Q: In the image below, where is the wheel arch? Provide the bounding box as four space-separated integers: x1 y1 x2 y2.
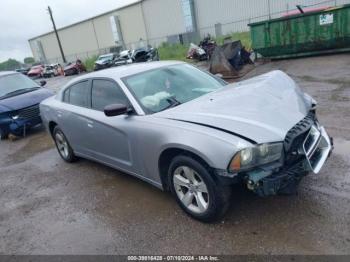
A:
158 147 213 191
48 121 58 137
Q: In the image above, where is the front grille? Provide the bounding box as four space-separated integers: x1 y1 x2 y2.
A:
17 104 40 120
284 111 316 164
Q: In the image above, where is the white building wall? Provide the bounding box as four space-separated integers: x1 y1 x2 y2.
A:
91 15 115 50
142 0 185 46
110 3 147 49
29 2 147 63
29 33 63 63
194 0 268 36
195 0 350 37
60 20 100 56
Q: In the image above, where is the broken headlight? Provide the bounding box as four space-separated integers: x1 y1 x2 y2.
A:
229 143 283 172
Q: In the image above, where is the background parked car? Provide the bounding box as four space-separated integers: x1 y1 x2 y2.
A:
94 53 116 71
27 65 44 79
64 60 86 76
0 72 54 139
15 68 30 75
53 63 64 76
114 50 133 66
132 46 159 63
43 65 59 78
52 63 64 76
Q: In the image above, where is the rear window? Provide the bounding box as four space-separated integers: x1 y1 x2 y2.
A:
64 81 89 107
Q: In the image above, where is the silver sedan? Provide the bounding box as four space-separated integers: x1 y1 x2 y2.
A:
40 61 332 222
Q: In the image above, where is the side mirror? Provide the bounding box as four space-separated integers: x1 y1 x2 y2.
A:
40 80 47 87
104 104 129 117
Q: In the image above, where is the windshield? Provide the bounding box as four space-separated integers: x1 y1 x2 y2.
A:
0 73 40 99
123 64 227 113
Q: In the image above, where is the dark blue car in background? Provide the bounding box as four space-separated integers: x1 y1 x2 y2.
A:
0 72 54 139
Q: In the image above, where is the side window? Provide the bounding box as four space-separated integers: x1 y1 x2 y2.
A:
91 79 129 111
68 81 89 107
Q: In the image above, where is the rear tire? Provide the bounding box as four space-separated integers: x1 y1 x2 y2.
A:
168 155 231 223
53 126 77 162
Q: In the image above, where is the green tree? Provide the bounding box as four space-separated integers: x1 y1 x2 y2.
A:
0 59 22 71
24 57 35 64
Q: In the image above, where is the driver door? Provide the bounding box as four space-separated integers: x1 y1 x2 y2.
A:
83 78 138 173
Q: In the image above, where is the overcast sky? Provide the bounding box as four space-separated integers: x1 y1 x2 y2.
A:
0 0 137 63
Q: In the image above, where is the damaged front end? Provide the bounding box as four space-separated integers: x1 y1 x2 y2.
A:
0 104 42 138
241 112 333 196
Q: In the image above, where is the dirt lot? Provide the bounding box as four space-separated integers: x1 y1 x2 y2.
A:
0 54 349 255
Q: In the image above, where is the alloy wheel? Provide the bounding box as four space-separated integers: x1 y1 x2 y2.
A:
55 132 69 159
173 166 209 214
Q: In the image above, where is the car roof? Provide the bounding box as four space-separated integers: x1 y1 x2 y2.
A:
72 61 185 83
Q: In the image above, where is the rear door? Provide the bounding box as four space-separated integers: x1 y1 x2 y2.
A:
59 80 92 156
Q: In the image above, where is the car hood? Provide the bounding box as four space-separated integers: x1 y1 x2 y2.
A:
0 88 54 113
155 70 311 144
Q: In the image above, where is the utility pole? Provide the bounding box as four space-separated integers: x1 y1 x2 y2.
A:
47 6 66 63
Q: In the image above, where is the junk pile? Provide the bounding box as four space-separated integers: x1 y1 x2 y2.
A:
114 46 159 67
209 40 253 79
187 43 208 61
187 35 254 79
199 35 217 59
187 35 217 61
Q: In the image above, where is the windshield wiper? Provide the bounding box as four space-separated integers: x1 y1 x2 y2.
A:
0 87 39 100
161 96 182 111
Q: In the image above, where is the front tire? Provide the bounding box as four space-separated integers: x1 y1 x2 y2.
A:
0 128 8 140
53 126 77 162
168 155 231 222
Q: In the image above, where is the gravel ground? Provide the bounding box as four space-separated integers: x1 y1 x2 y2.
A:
0 54 349 255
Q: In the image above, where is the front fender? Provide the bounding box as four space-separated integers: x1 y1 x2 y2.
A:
159 142 217 169
135 117 253 186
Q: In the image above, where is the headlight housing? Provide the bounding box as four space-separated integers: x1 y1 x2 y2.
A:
10 111 19 120
229 143 283 172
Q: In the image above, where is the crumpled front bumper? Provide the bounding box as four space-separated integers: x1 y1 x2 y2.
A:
0 116 42 137
246 125 333 196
